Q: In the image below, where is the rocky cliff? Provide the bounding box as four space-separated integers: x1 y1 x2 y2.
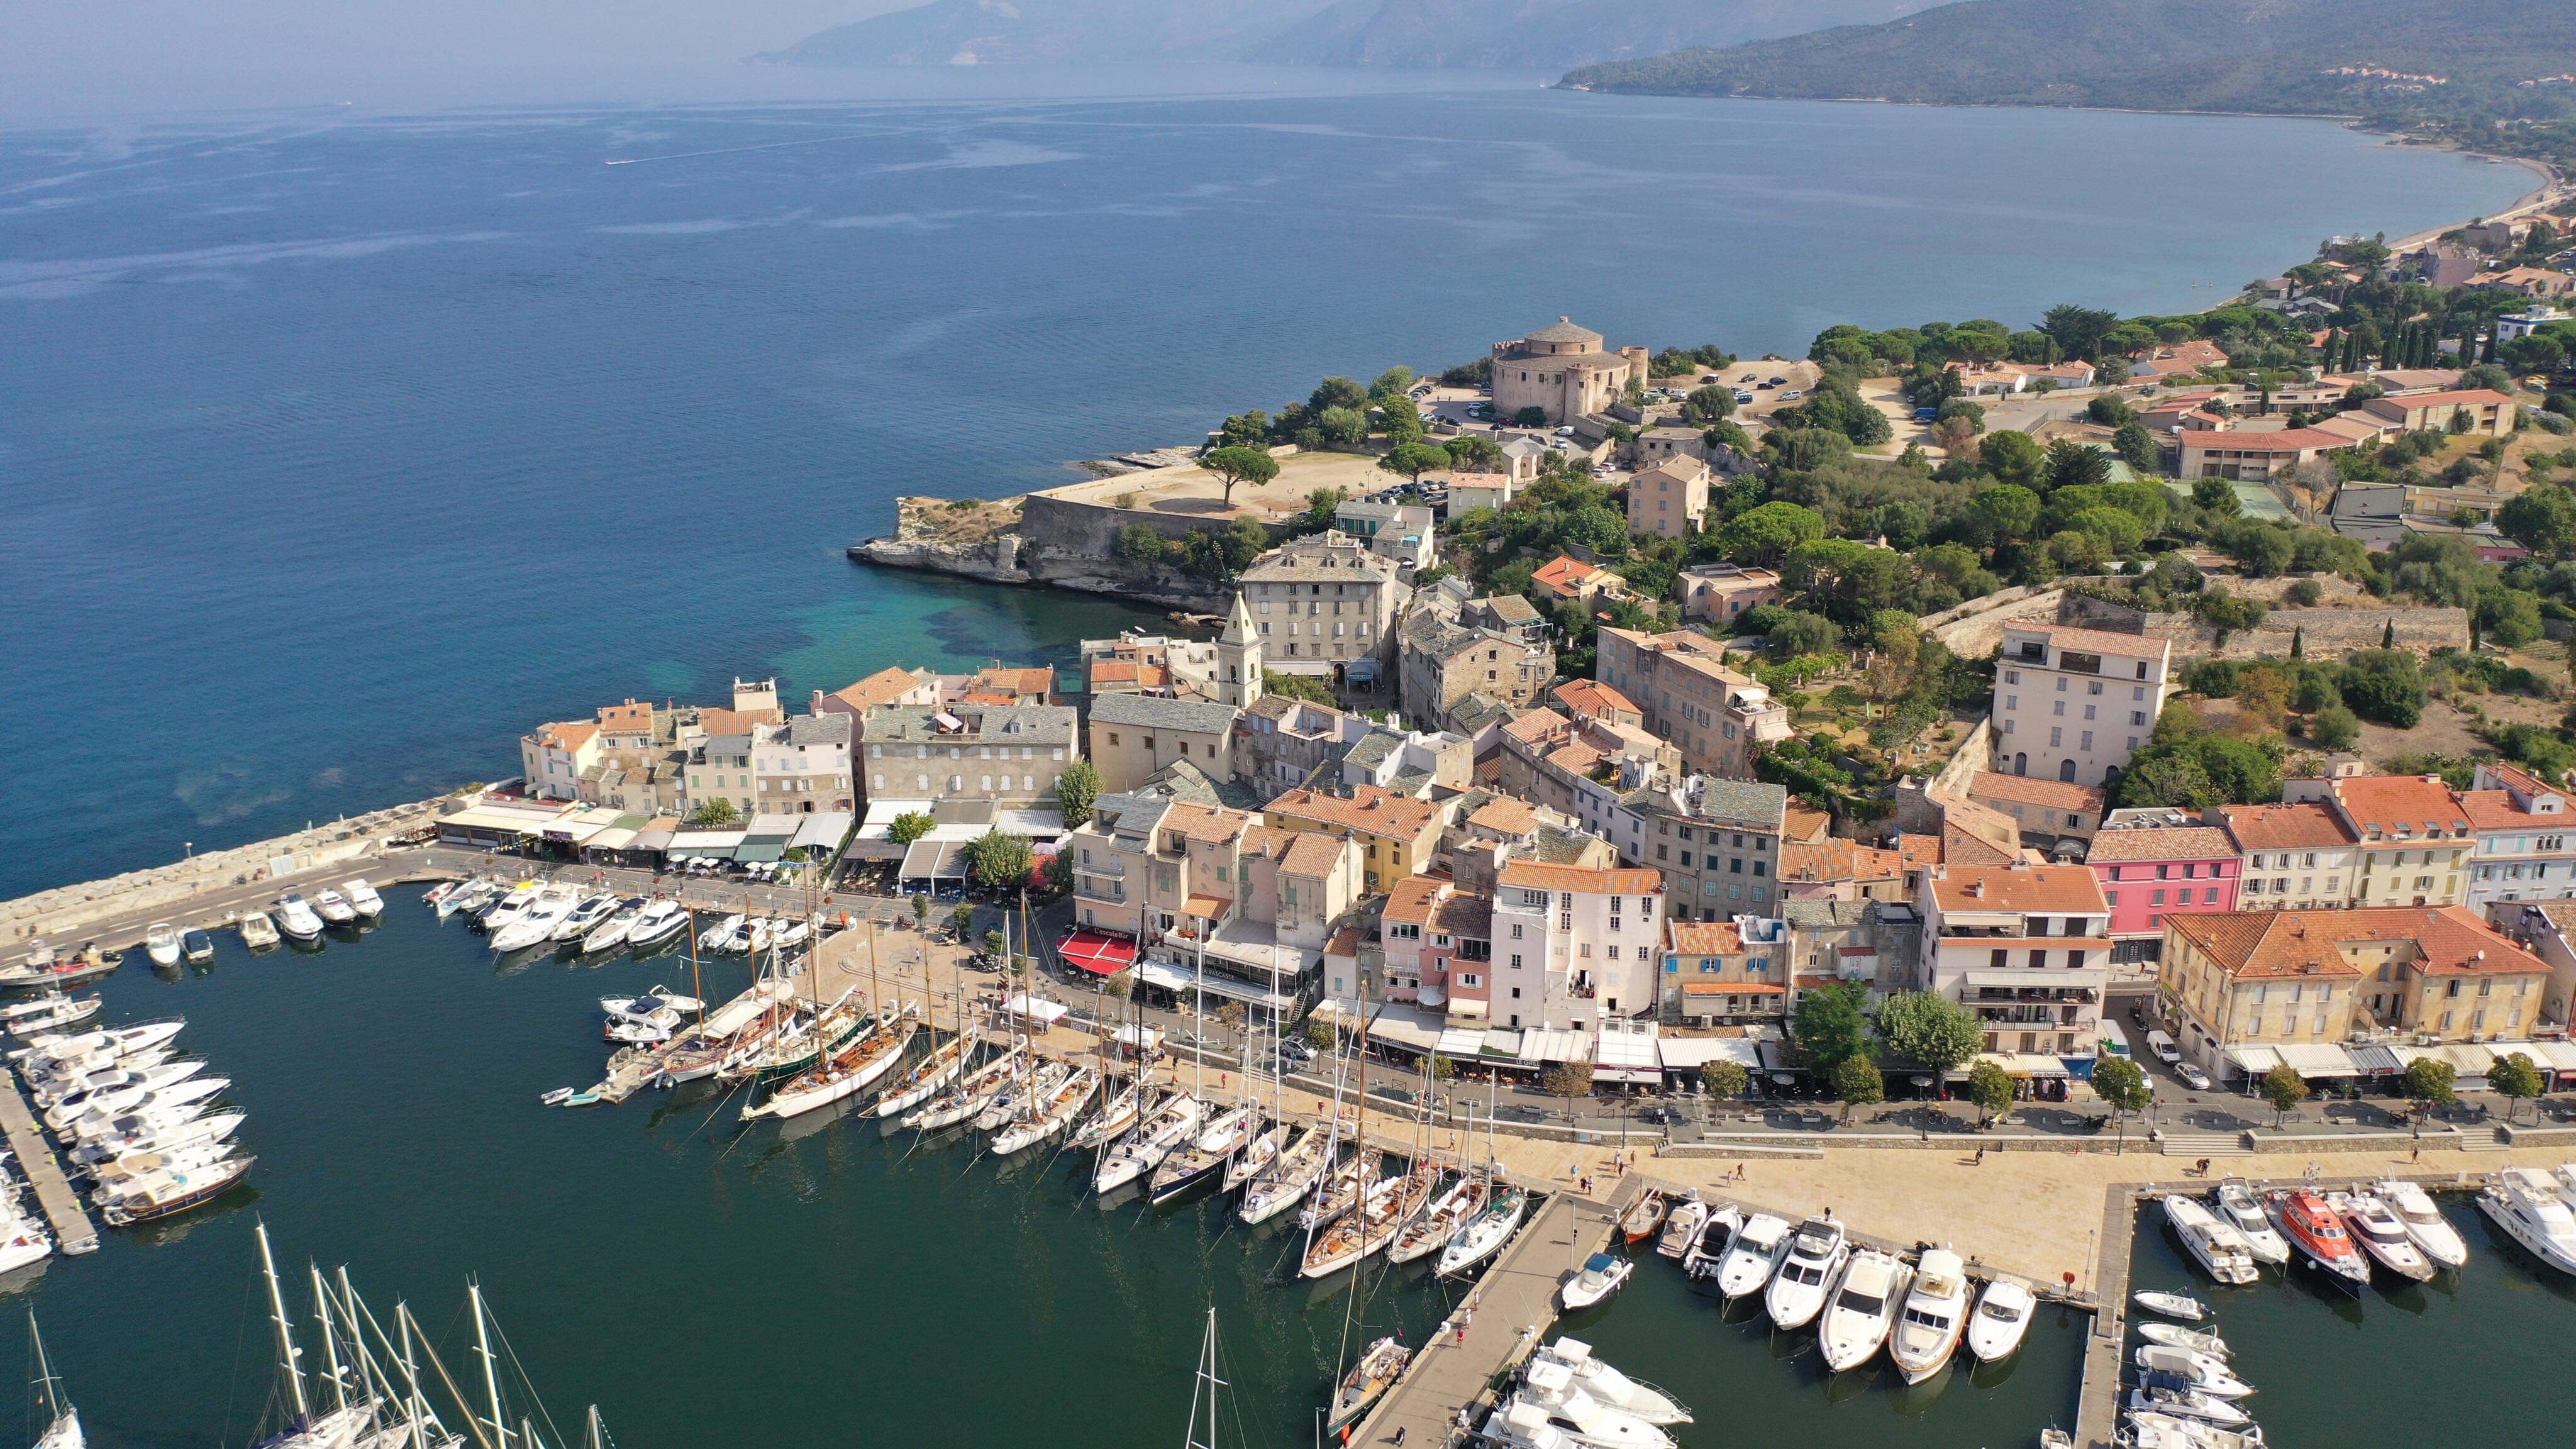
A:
849 494 1235 613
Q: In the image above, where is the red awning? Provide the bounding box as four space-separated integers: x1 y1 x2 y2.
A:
1058 930 1140 976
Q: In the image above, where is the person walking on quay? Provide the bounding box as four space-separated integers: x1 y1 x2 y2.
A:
1974 1145 1985 1166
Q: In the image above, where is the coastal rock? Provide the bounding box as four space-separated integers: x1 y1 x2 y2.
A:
850 494 1233 612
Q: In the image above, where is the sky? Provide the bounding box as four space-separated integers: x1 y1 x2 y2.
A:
0 2 918 118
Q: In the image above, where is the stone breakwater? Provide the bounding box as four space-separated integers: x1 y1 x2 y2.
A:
2 795 453 947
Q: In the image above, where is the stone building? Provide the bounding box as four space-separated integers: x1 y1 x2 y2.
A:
1086 693 1242 795
1489 318 1650 426
1238 532 1403 692
1396 608 1555 732
1594 626 1790 780
1626 455 1711 540
860 704 1078 808
1989 625 2170 788
1612 775 1789 922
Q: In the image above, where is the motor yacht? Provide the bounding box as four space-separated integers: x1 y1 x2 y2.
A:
143 924 184 969
1560 1253 1635 1312
1435 1185 1528 1278
2478 1167 2576 1275
1480 1401 1584 1449
19 1019 185 1070
0 1197 51 1276
236 911 280 949
2133 1345 2254 1399
1655 1192 1707 1260
1817 1249 1911 1374
1966 1277 2036 1363
2372 1179 2465 1270
88 1139 240 1195
310 889 357 926
1680 1202 1743 1280
35 1058 203 1112
1765 1215 1850 1331
2136 1323 2231 1359
604 985 702 1019
1887 1248 1971 1384
4 996 101 1040
474 881 540 935
2131 1289 2208 1321
580 899 649 955
2329 1191 2434 1283
2162 1195 2262 1285
697 913 747 954
2211 1178 2290 1267
272 894 326 942
550 892 619 944
491 887 577 952
2122 1411 2267 1449
625 899 689 950
1508 1365 1673 1449
1716 1213 1791 1299
2129 1373 2255 1430
95 1153 253 1226
2268 1190 2370 1289
180 930 214 964
341 879 384 916
70 1109 246 1166
50 1077 226 1136
1530 1340 1689 1425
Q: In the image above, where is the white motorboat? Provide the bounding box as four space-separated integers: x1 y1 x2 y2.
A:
550 892 620 944
1093 1092 1203 1194
771 919 812 952
606 1019 672 1046
52 1077 227 1136
2128 1382 2255 1431
2330 1190 2435 1283
435 879 494 918
625 899 689 949
35 1058 203 1111
1654 1192 1707 1260
580 899 648 955
181 930 214 964
1532 1339 1689 1424
2478 1167 2576 1275
491 887 577 952
1965 1278 2035 1363
342 879 385 917
1887 1248 1970 1384
2136 1323 2231 1358
3 996 99 1039
2162 1196 2262 1285
2133 1345 2255 1399
1511 1365 1674 1449
272 894 325 942
0 1197 53 1277
1818 1249 1910 1374
697 913 747 954
74 1100 221 1149
744 918 779 955
2123 1411 2267 1449
2211 1178 2290 1267
2131 1289 2209 1321
1241 1124 1335 1226
70 1109 247 1166
88 1138 240 1194
2376 1179 2468 1270
1560 1252 1635 1311
1680 1202 1741 1280
29 1046 177 1099
311 889 358 926
237 911 281 949
18 1019 186 1070
94 1153 253 1226
1480 1401 1584 1449
143 923 184 968
1715 1213 1790 1299
604 985 703 1019
1765 1215 1850 1331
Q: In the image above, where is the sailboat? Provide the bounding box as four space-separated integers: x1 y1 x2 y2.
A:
26 1312 79 1449
745 921 919 1122
1434 1075 1521 1276
1302 1079 1437 1279
248 1223 374 1449
877 938 977 1118
905 1043 1028 1131
1148 946 1246 1205
992 1063 1099 1155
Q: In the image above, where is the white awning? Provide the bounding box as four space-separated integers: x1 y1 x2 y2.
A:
1517 1029 1587 1065
668 829 748 852
2275 1043 2360 1077
1977 1052 2070 1078
1435 1028 1487 1058
2221 1045 2282 1077
790 812 855 851
2434 1043 2497 1075
1445 996 1489 1020
1658 1038 1762 1070
1000 995 1067 1026
1416 984 1448 1008
1114 1024 1162 1050
1133 961 1294 1012
584 828 640 852
2517 1040 2576 1073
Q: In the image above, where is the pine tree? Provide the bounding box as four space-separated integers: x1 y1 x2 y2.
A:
2291 626 2304 658
2383 619 2396 648
2481 330 2498 365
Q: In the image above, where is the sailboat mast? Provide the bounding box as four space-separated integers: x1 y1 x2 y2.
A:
586 1406 606 1449
258 1221 311 1423
311 1265 348 1414
399 1303 431 1449
334 1265 381 1415
684 904 704 1029
470 1282 509 1449
26 1310 66 1424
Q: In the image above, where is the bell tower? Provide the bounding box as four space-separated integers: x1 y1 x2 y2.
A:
1217 589 1263 709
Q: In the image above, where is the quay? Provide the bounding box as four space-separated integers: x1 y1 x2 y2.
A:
0 1078 97 1256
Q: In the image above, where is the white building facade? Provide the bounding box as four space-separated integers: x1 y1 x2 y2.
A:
1990 625 2172 789
1918 862 2113 1060
1487 862 1667 1033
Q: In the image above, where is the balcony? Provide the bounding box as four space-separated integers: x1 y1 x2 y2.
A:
1076 884 1128 904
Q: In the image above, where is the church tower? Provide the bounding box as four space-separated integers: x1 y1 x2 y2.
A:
1216 589 1263 709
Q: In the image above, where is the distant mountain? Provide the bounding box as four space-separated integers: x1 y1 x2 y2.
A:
760 0 1941 70
1560 0 2576 120
1246 0 1935 70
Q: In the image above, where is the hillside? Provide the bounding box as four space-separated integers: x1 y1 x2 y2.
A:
1560 0 2576 122
762 0 1936 70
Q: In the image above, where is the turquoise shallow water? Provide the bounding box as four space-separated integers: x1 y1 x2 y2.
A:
0 86 2533 902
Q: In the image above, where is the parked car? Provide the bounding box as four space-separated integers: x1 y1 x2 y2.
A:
1779 389 1804 401
1913 406 1939 423
1737 391 1757 405
1757 379 1777 389
2175 1062 2212 1092
1766 375 1789 386
2146 1030 2182 1064
1553 425 1575 437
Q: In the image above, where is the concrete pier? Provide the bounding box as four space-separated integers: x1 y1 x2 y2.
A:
0 1079 97 1256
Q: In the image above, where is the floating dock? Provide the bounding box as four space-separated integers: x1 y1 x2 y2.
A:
0 1078 97 1255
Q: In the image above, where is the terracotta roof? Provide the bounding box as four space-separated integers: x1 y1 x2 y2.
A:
2457 789 2562 831
1533 555 1606 592
1928 864 2107 916
1090 660 1141 684
1279 832 1352 877
1265 785 1441 839
2333 775 2472 837
828 667 928 711
1968 772 2105 813
1501 708 1572 745
1666 920 1744 955
1467 797 1541 836
2084 826 2238 864
1778 838 1904 885
530 721 598 751
2170 906 2544 982
2369 388 2515 411
1431 892 1491 936
2217 802 2357 852
1158 802 1257 845
2002 624 2170 660
1781 806 1832 844
1551 679 1640 720
2179 428 2358 453
1523 317 1604 345
2487 762 2553 797
1499 860 1664 896
1897 835 1943 870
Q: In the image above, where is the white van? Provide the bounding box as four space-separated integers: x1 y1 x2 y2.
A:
2145 1030 2181 1065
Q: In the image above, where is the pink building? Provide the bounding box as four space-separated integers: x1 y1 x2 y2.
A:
1380 876 1495 1018
2085 825 2243 965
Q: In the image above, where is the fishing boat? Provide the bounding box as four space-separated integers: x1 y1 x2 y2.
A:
1324 1336 1409 1435
1765 1215 1850 1331
2131 1289 2208 1321
181 930 215 965
4 996 100 1039
238 911 282 948
2268 1190 2370 1289
1560 1253 1635 1311
2162 1196 2262 1285
96 1153 253 1225
1389 1171 1487 1266
1094 1091 1204 1194
1680 1202 1741 1280
1965 1278 2035 1363
274 894 327 941
1 943 121 992
1531 1340 1688 1424
2477 1167 2576 1275
2136 1322 2231 1358
993 1065 1099 1155
26 1312 80 1449
2329 1189 2434 1283
579 899 648 955
1618 1189 1668 1245
1654 1192 1707 1260
2211 1178 2291 1267
2132 1345 2255 1399
1240 1123 1334 1226
551 892 619 944
311 890 358 926
1818 1248 1911 1374
342 879 385 918
143 923 184 968
2375 1178 2468 1270
1887 1248 1971 1384
746 1005 921 1123
624 899 688 950
1714 1212 1790 1298
1437 1185 1530 1279
69 1109 246 1167
905 1045 1028 1131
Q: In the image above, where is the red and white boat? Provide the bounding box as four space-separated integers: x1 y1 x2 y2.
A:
2269 1189 2370 1289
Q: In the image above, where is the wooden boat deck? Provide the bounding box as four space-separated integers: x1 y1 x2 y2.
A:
0 1077 97 1255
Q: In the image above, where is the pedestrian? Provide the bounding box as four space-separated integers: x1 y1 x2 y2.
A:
1393 1428 1407 1447
2411 1145 2421 1164
1974 1145 1985 1165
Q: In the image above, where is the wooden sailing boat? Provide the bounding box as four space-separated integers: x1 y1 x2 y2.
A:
877 923 977 1118
1149 941 1248 1204
1302 1057 1436 1279
1221 1012 1287 1194
1436 1074 1525 1279
1387 1090 1486 1267
745 919 919 1121
26 1311 79 1449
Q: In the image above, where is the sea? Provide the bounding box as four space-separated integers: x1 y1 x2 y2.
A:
0 70 2547 1447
